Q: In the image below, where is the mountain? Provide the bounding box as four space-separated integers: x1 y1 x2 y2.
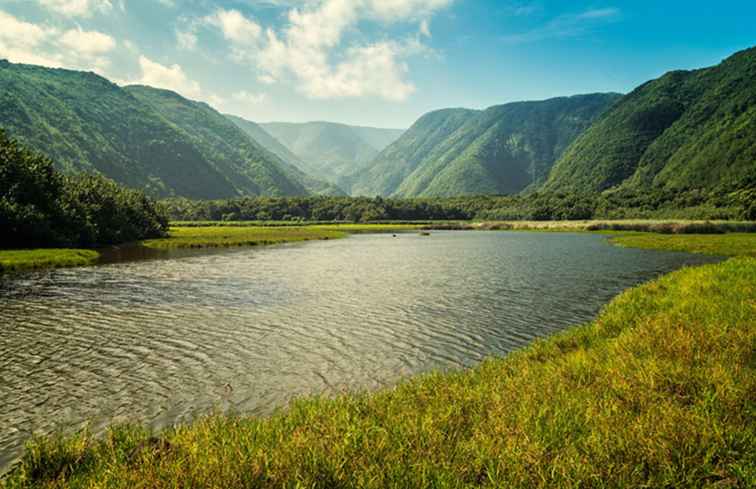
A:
0 60 308 199
344 109 480 196
259 121 404 184
225 114 345 195
348 94 621 197
543 47 756 193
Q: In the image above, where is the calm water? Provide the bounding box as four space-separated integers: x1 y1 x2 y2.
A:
0 231 717 471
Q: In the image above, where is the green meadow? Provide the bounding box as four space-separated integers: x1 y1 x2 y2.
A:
2 232 754 488
0 249 99 273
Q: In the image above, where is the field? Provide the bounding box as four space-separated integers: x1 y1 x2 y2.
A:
0 249 99 273
2 233 754 488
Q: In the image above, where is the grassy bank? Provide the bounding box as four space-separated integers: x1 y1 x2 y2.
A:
3 235 754 488
611 233 756 257
140 224 423 250
0 249 99 273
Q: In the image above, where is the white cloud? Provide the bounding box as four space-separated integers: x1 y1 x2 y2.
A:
38 0 113 18
205 9 261 45
132 55 202 98
209 0 452 101
0 10 115 70
60 28 116 56
419 19 431 38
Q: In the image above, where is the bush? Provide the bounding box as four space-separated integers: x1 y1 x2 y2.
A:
0 130 168 249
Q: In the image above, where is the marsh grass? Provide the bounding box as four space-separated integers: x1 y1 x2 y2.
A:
141 224 426 249
0 249 99 272
469 219 756 233
611 233 756 256
3 237 754 488
141 226 348 249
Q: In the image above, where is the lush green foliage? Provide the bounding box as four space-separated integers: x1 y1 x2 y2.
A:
0 61 307 199
0 249 99 272
225 115 345 196
346 94 621 197
545 47 756 193
4 246 753 488
260 121 403 185
161 183 754 223
0 130 167 248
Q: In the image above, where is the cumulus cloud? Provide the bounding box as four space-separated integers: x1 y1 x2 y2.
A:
0 10 116 70
132 55 202 98
60 28 116 56
38 0 113 18
205 0 452 101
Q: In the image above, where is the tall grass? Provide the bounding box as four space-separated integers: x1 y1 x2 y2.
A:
0 249 99 272
4 250 754 488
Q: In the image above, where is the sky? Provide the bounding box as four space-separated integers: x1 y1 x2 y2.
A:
0 1 754 128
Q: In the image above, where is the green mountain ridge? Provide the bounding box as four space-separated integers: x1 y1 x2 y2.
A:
260 121 404 185
349 94 621 197
543 47 756 193
0 60 309 199
225 114 345 196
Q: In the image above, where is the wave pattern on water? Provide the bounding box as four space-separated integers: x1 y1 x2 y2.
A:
0 231 717 471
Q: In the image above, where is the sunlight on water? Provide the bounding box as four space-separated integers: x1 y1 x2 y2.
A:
0 231 718 471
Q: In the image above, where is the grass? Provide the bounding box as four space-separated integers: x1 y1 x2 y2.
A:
141 224 424 249
0 249 99 272
610 233 756 257
2 234 754 488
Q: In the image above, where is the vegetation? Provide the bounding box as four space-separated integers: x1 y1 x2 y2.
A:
346 94 621 197
260 121 403 185
226 115 346 196
0 61 308 199
3 235 753 488
125 86 341 198
0 249 99 272
142 223 425 249
0 130 167 249
142 226 348 249
610 233 756 256
544 46 756 194
161 185 755 223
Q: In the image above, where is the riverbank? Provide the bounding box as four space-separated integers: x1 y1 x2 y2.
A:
2 235 754 488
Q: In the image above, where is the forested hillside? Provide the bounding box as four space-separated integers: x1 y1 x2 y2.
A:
349 94 620 197
226 114 345 196
260 121 404 184
0 61 309 199
544 47 756 193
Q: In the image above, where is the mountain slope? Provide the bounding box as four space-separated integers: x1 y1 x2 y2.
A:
345 108 480 196
0 60 308 199
349 94 620 197
226 114 345 196
260 121 403 183
543 47 756 193
125 86 309 198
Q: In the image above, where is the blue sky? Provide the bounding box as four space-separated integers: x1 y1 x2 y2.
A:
0 0 754 128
